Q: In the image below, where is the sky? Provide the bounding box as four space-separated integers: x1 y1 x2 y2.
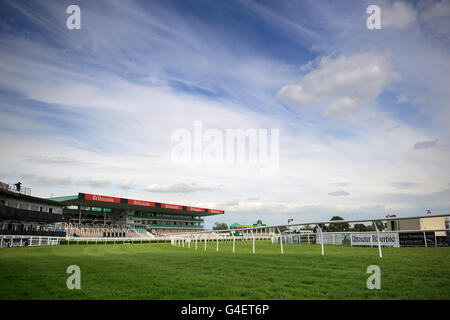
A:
0 0 449 229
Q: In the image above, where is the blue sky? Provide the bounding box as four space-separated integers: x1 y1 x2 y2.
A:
0 0 449 228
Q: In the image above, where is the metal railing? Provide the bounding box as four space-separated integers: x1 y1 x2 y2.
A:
169 213 450 258
0 235 63 248
4 183 32 195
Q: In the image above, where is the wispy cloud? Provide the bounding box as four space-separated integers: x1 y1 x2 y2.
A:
145 183 217 193
414 140 438 149
328 190 350 197
391 182 420 190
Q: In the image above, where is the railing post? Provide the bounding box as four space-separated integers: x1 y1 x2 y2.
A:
423 231 427 248
277 227 283 254
434 231 437 247
373 221 382 258
251 230 255 254
316 224 324 256
233 236 235 253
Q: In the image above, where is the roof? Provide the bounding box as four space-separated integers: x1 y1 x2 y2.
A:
230 220 268 229
49 192 224 217
230 222 255 229
0 187 64 206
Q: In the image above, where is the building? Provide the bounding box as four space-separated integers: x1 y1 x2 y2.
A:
229 220 268 236
50 192 224 235
386 216 447 236
0 182 65 237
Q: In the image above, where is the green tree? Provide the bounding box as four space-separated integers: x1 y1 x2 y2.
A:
366 221 385 231
213 222 229 230
353 223 367 232
327 216 349 232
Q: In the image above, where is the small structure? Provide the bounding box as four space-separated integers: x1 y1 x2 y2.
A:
386 216 447 236
0 181 65 243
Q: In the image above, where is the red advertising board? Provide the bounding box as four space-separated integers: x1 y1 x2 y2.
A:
128 199 155 207
208 209 224 214
84 193 121 203
161 203 183 210
187 206 205 213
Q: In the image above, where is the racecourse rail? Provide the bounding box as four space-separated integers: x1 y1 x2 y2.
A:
1 213 449 259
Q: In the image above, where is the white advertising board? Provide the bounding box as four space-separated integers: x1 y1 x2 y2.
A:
351 232 399 247
315 232 400 247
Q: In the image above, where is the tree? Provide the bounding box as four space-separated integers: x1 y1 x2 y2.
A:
353 223 367 232
302 224 314 230
213 222 228 230
366 221 385 231
327 216 349 232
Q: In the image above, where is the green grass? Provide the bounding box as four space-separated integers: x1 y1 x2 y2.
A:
0 241 449 299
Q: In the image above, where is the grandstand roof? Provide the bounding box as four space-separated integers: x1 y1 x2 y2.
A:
49 192 224 217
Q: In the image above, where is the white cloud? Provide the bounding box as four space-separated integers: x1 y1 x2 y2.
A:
414 139 438 149
277 52 400 116
396 94 408 104
328 190 350 197
421 1 450 35
118 180 134 190
145 183 216 193
381 1 418 30
81 178 111 188
390 182 420 190
31 175 73 187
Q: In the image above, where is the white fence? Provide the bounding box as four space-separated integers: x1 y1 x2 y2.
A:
0 235 63 248
277 229 449 248
0 235 170 248
64 236 169 245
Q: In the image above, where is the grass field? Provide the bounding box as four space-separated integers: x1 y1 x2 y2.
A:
0 241 449 300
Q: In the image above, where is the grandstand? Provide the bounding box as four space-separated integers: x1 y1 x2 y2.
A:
62 222 154 238
0 182 225 247
50 192 224 236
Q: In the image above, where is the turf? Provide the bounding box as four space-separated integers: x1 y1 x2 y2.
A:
0 241 449 299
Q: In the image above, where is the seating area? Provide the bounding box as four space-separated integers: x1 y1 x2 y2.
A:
63 223 156 238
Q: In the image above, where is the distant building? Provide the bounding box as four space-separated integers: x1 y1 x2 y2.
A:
229 220 267 229
386 216 447 236
229 220 269 236
0 181 64 237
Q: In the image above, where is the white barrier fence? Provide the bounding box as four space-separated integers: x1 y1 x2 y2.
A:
278 229 449 248
0 235 170 248
170 224 450 258
64 236 169 245
0 235 63 248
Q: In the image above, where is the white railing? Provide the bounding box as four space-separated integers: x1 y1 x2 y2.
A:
168 213 450 258
0 235 63 248
64 236 169 244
